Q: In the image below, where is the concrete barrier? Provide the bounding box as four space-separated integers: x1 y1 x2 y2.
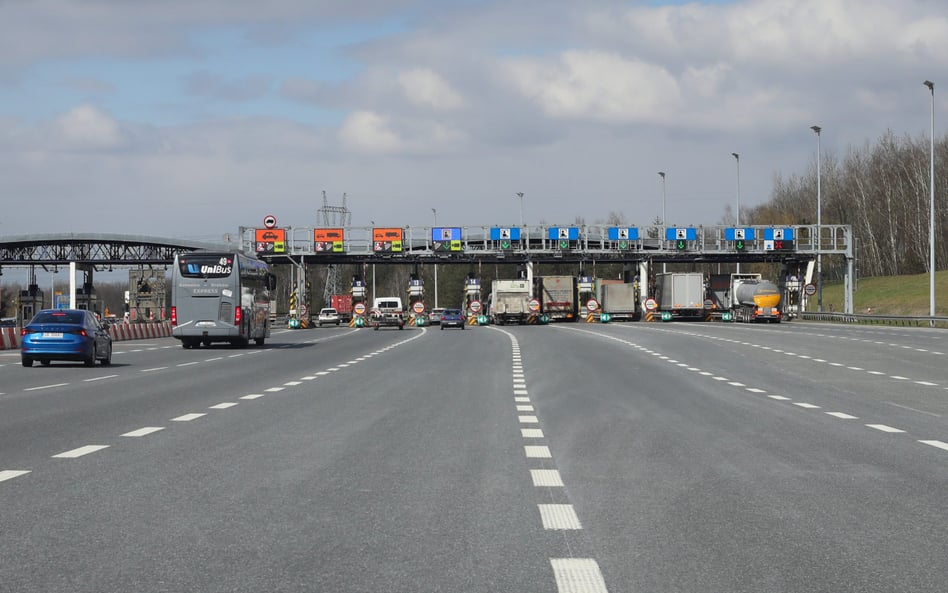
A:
0 321 172 350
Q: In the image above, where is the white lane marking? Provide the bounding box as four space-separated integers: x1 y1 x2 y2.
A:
141 367 167 373
915 381 938 386
919 440 948 452
866 424 905 433
521 428 544 438
713 377 728 381
177 362 200 367
240 393 265 400
550 558 608 593
283 381 302 386
793 402 821 409
265 387 285 392
531 469 564 487
515 397 531 403
205 357 223 362
884 401 942 417
826 412 859 419
539 504 582 530
209 402 238 409
746 388 766 393
867 371 885 375
0 470 31 483
338 364 350 368
699 371 713 376
728 382 746 387
890 376 910 380
84 375 119 382
301 376 317 380
513 372 525 378
519 415 539 424
514 389 529 395
768 395 791 401
228 353 245 358
517 405 535 412
513 378 526 384
316 371 330 376
525 445 552 458
52 445 110 458
327 367 340 371
121 426 165 437
171 413 206 422
24 383 69 392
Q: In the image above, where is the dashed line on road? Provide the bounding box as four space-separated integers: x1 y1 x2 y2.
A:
121 427 165 437
0 470 31 483
550 559 608 593
24 383 69 392
171 413 206 422
538 504 582 530
52 445 110 458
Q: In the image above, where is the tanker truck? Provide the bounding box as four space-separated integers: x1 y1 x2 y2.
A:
729 274 782 323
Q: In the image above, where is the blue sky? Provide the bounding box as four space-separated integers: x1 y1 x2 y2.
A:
0 0 945 243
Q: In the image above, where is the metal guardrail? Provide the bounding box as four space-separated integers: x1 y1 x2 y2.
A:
800 312 948 328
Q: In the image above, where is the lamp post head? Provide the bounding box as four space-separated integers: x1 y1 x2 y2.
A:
732 152 739 160
516 192 524 198
658 171 665 179
924 80 934 91
810 125 821 135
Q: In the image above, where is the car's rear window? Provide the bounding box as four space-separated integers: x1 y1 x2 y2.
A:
31 311 84 324
321 309 337 314
444 309 462 315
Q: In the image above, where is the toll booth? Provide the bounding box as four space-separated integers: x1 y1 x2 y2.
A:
74 280 98 313
129 268 167 322
463 274 482 316
19 284 44 323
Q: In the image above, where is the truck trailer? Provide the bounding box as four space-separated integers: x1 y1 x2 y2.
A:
598 280 640 321
729 274 782 323
535 275 577 322
653 272 706 321
489 279 530 325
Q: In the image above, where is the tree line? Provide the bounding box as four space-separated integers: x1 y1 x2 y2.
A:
744 130 948 279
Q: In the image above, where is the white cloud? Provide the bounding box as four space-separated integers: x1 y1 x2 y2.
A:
397 68 465 111
338 111 404 154
503 50 680 124
56 105 125 150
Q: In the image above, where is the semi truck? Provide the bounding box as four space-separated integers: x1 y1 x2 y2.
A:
653 272 706 321
535 275 577 322
329 294 354 322
488 279 530 325
728 274 782 323
598 280 640 321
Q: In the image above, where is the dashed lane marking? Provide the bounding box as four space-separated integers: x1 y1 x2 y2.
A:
826 412 859 419
0 470 31 483
121 427 164 437
209 402 238 409
538 504 582 530
519 415 539 424
517 404 535 412
171 413 206 422
521 428 544 438
866 424 905 433
550 558 608 593
52 445 110 458
919 440 948 452
24 383 69 392
531 469 564 487
525 445 552 458
141 367 167 372
240 394 265 400
84 375 119 382
265 387 285 392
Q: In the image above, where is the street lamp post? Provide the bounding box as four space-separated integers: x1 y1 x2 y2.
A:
515 192 524 228
431 208 438 308
811 125 823 312
732 153 741 273
925 80 936 320
658 172 667 273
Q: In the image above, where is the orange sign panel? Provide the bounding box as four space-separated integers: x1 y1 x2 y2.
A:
314 228 345 242
255 228 286 243
372 228 403 241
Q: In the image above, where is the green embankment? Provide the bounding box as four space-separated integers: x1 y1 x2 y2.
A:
819 270 948 317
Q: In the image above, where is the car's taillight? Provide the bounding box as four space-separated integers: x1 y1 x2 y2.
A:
20 328 27 337
235 306 242 326
171 306 177 326
80 329 87 337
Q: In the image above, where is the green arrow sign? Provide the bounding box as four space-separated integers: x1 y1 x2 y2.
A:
559 239 569 249
618 240 629 250
501 239 511 249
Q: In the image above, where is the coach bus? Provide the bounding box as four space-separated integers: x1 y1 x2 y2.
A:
171 251 276 348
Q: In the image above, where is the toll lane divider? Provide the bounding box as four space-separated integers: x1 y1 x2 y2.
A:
0 321 172 350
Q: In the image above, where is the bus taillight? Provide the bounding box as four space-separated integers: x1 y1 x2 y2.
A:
171 306 177 326
234 306 242 326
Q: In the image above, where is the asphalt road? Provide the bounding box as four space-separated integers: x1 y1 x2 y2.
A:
1 321 946 592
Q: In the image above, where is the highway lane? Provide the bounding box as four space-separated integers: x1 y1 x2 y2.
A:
517 321 948 592
1 321 946 592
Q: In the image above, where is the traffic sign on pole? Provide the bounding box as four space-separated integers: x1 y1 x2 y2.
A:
645 298 658 311
413 301 425 314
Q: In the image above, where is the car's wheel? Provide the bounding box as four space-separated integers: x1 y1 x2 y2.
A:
460 323 465 330
441 325 444 330
41 359 52 366
21 357 33 367
100 343 112 365
84 345 96 367
374 324 380 331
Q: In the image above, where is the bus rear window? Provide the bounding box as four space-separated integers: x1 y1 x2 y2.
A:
178 255 235 279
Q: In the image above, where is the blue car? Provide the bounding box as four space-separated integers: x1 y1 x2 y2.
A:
440 308 466 330
21 309 113 367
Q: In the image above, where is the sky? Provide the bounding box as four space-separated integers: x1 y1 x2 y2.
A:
0 0 946 245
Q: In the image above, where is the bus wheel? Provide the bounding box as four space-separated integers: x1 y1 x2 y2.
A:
255 337 265 346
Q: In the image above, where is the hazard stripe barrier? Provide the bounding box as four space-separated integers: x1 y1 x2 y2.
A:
468 316 477 326
407 316 416 326
0 321 173 350
586 314 596 323
645 311 658 322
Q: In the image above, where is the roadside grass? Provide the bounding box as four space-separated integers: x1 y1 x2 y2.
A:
818 269 948 317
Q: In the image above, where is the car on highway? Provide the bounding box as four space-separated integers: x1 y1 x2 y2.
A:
317 307 341 327
439 308 465 330
20 309 113 367
428 307 445 325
